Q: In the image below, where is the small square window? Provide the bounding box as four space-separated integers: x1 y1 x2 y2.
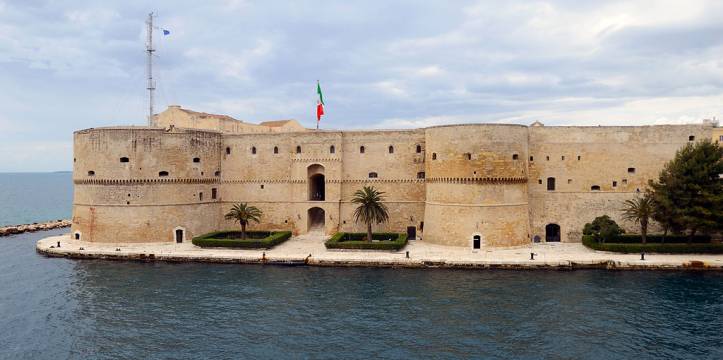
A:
529 156 534 162
628 167 636 174
512 154 519 160
689 135 695 141
561 156 565 160
577 155 581 161
538 179 542 185
260 184 265 189
567 179 572 184
612 181 617 187
546 156 550 161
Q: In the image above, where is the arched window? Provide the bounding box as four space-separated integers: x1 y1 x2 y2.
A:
251 146 256 154
360 146 365 153
120 157 129 163
591 185 600 191
193 157 200 163
547 177 556 191
432 153 437 160
417 171 425 179
416 145 422 153
368 172 378 178
159 171 169 177
296 146 301 154
330 145 335 154
273 146 278 154
388 145 394 154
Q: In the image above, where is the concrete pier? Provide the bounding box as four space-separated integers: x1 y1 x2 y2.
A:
36 233 723 270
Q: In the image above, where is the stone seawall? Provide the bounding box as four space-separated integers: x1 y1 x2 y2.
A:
0 220 71 237
36 234 723 271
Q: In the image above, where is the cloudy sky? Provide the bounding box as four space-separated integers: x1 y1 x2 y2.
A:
1 0 723 171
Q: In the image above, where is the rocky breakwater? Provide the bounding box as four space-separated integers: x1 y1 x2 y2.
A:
0 219 71 237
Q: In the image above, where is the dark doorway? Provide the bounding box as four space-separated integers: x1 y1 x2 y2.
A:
545 224 560 242
309 174 325 200
175 229 184 243
473 235 481 249
307 164 325 201
547 177 556 191
407 226 416 240
308 207 325 232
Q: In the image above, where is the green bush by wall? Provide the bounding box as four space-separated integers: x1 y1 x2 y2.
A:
325 232 408 251
192 230 292 249
582 235 723 254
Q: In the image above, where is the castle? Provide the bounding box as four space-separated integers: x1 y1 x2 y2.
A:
70 105 720 248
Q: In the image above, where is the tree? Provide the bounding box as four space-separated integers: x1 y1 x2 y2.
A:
649 140 723 242
351 186 390 242
224 203 263 239
582 215 624 243
620 194 654 244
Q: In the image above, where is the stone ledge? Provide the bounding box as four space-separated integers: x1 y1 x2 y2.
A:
36 234 723 271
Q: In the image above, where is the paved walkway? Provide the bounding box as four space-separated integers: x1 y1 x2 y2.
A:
36 234 723 270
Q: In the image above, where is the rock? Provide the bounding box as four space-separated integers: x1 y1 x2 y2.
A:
0 219 71 237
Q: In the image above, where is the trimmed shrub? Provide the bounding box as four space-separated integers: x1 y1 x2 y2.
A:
192 230 292 249
613 234 711 244
325 232 408 251
582 215 624 242
582 235 723 254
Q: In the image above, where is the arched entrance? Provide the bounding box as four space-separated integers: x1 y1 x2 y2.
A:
308 207 325 232
173 227 186 243
308 164 325 201
545 224 560 242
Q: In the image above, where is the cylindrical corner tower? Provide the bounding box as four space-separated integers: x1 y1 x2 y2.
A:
422 124 530 247
70 127 223 243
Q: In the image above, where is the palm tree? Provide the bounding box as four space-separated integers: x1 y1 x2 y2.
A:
224 203 263 239
621 194 654 244
351 186 390 242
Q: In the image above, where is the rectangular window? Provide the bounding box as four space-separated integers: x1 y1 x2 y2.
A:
211 188 217 199
546 177 555 191
199 192 203 201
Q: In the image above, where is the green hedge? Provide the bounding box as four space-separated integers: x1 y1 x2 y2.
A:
582 235 723 254
612 234 711 243
192 230 292 249
325 232 408 251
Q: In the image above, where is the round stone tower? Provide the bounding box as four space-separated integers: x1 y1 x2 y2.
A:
422 124 530 247
70 127 223 243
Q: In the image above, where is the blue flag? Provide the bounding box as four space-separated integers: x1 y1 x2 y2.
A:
162 29 170 36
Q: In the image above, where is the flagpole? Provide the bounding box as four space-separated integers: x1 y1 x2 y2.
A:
146 12 155 126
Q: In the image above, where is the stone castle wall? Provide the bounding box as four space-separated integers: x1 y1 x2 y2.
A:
71 120 717 247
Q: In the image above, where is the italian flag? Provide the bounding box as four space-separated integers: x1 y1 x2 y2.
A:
316 81 324 126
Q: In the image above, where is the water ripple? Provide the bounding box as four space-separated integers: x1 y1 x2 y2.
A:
1 231 722 359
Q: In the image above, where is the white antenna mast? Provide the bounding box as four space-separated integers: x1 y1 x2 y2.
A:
146 12 155 126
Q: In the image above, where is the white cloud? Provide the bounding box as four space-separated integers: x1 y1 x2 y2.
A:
0 0 722 171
